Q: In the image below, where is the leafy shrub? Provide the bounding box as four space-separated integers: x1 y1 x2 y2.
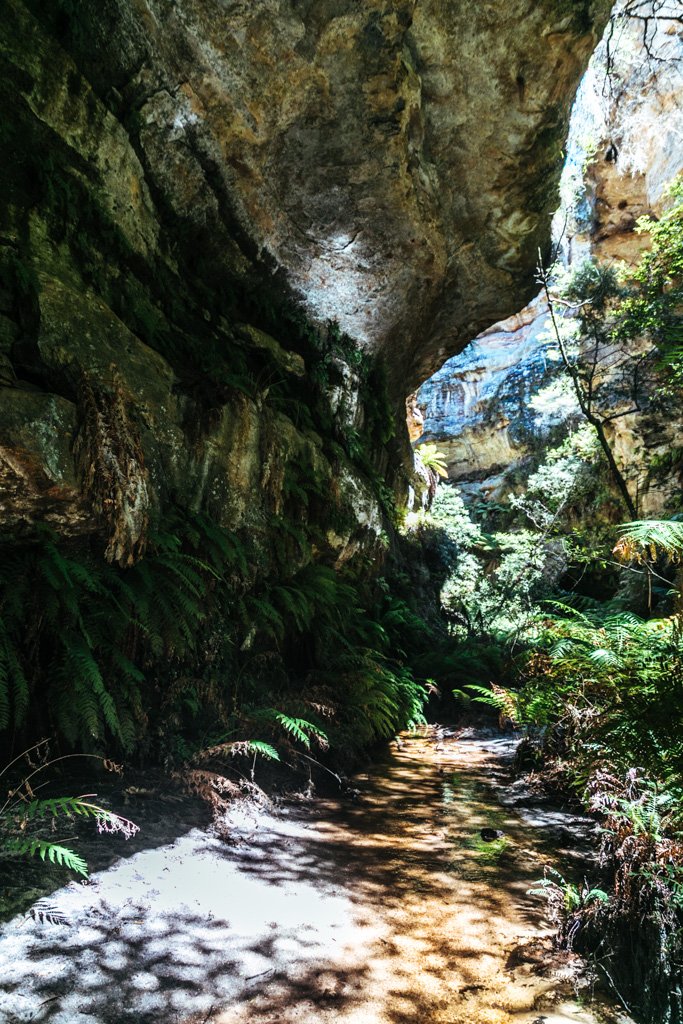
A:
0 513 245 751
414 483 566 644
487 517 683 1022
618 176 683 364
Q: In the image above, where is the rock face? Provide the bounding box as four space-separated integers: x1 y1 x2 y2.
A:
0 0 611 551
418 5 683 514
417 294 580 500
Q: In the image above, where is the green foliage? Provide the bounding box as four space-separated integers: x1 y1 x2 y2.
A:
2 793 134 878
574 770 683 1023
262 710 328 751
242 740 280 761
2 838 89 877
415 443 449 478
562 260 623 312
555 177 682 406
510 424 604 530
618 176 683 362
0 512 249 750
414 483 564 644
489 600 683 784
363 359 396 446
417 181 683 1022
529 866 609 914
528 866 609 950
615 518 683 565
0 745 139 880
309 320 371 393
1 497 433 766
610 780 677 843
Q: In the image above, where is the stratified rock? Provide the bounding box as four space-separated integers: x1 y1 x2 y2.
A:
17 0 610 384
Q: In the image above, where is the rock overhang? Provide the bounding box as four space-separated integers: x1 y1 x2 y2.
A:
18 0 612 399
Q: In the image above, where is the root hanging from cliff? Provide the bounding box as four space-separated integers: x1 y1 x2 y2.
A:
74 370 150 566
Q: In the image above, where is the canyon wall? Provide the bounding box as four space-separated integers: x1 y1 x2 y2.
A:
417 3 683 515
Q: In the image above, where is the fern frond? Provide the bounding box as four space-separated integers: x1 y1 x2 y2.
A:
615 519 683 563
2 837 88 876
465 684 510 710
415 442 449 478
245 740 280 760
588 649 624 669
243 597 285 642
62 634 120 740
23 795 105 822
266 710 328 750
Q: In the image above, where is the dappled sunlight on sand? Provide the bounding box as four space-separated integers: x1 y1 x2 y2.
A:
0 732 629 1024
210 733 627 1024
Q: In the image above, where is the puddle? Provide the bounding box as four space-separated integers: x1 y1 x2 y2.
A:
0 729 631 1024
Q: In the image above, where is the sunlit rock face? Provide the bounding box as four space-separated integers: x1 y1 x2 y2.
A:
551 1 683 517
417 295 580 500
418 3 683 512
561 0 683 267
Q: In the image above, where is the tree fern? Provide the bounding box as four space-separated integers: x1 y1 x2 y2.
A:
415 443 449 478
615 519 683 564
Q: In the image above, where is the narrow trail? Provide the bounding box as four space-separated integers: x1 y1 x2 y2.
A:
0 731 630 1024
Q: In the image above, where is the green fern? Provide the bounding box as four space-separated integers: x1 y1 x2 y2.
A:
0 510 253 750
506 599 683 781
615 518 683 563
2 837 89 876
0 502 433 764
243 740 280 761
22 795 110 822
1 766 139 881
415 442 449 478
269 711 328 750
